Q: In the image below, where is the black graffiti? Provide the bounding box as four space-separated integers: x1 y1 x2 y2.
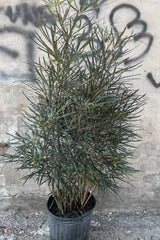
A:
79 0 106 18
0 46 19 58
78 15 92 40
5 3 55 27
0 3 56 80
0 27 35 79
77 14 102 52
109 4 154 65
147 73 160 88
0 2 158 88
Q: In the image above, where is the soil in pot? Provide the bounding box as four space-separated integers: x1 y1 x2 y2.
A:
48 194 96 218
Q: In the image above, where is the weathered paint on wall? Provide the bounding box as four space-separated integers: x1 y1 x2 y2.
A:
0 0 160 212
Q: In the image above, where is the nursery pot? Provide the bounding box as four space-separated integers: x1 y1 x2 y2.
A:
47 195 96 240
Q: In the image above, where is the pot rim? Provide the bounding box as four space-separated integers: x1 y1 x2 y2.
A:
47 194 96 221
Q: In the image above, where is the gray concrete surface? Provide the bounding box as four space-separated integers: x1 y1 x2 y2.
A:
0 208 160 240
0 194 160 240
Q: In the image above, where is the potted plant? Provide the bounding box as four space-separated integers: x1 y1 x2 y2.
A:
2 0 144 239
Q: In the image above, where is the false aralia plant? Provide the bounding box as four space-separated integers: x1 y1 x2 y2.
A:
3 0 144 217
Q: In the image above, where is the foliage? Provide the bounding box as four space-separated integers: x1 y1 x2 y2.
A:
3 0 144 217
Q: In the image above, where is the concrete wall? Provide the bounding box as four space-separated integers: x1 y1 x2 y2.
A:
0 0 160 212
0 0 52 211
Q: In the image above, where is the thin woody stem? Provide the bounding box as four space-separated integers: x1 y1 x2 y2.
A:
82 184 90 205
82 186 96 208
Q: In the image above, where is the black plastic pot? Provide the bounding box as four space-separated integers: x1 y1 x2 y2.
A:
47 195 96 240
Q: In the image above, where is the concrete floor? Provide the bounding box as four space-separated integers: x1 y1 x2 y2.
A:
0 208 160 240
